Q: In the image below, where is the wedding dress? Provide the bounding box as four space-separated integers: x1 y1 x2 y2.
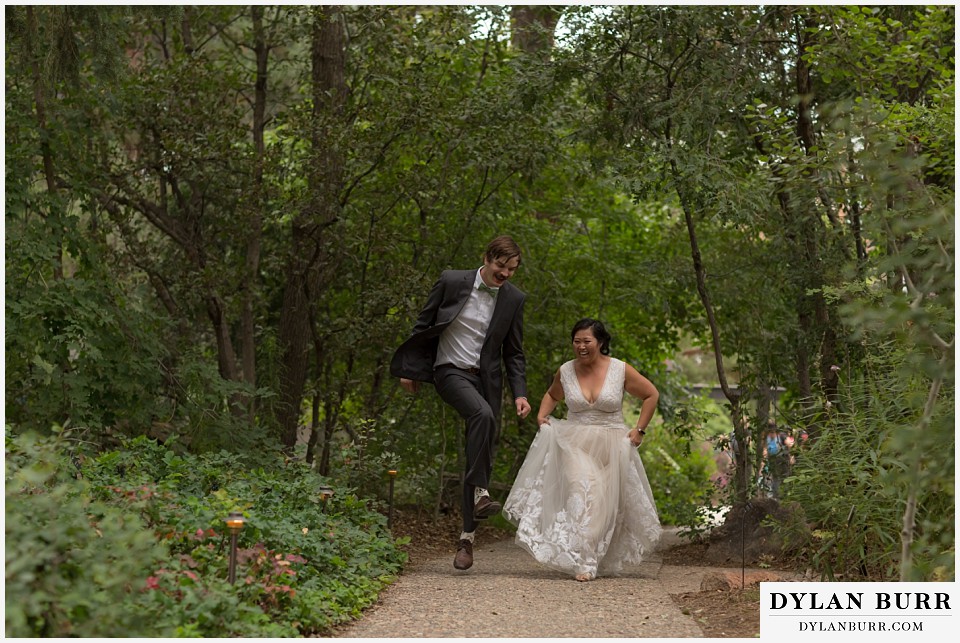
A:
503 358 661 578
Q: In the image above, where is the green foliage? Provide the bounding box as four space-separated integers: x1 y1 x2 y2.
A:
4 3 954 587
85 435 407 634
5 430 170 637
643 431 715 528
625 390 717 528
5 272 169 435
6 431 407 637
134 564 297 637
780 343 954 581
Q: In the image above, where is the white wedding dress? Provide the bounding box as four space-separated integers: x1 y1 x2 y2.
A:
503 358 661 578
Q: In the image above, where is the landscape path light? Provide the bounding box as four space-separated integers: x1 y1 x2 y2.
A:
225 511 247 584
319 485 334 513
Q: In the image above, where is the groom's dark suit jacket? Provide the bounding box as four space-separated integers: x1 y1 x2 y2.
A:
390 269 527 417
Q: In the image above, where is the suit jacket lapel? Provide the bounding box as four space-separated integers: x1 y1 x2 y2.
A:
436 271 475 326
490 282 506 321
484 282 512 346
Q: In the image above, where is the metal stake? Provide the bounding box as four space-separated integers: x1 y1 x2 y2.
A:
225 511 246 584
387 469 397 528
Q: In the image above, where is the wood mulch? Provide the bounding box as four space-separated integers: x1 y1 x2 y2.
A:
663 541 763 638
672 584 763 639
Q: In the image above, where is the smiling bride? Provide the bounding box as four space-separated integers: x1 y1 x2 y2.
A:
503 318 662 581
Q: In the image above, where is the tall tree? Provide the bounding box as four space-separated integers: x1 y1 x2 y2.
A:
274 6 348 448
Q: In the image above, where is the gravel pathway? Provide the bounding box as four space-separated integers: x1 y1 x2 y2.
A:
336 529 707 638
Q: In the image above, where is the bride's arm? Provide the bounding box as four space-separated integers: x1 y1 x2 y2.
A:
625 363 659 444
536 369 564 426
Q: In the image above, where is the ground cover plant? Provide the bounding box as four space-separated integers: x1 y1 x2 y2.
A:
5 429 407 637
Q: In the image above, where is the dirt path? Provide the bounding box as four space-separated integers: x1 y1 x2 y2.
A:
335 528 713 638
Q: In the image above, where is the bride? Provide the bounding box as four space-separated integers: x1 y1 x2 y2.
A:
503 318 662 581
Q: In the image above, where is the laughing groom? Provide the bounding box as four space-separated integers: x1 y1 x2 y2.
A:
390 235 531 570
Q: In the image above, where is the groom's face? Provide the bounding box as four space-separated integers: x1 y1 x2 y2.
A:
480 254 520 288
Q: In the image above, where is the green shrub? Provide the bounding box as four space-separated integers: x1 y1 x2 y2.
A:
779 345 954 581
5 431 170 637
642 429 716 528
627 390 719 529
82 435 408 634
132 558 299 637
4 266 169 436
6 430 408 637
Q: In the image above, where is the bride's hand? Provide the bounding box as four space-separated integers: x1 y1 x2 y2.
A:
628 427 644 446
537 416 551 427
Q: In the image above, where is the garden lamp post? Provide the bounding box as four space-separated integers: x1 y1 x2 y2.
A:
319 485 334 513
387 470 397 529
225 511 246 584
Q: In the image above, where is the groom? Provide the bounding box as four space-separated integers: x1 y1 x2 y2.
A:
390 235 531 570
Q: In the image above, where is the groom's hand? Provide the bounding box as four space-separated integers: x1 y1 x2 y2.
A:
515 397 531 419
400 378 420 394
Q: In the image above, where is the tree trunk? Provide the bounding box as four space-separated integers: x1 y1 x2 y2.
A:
794 15 840 402
671 160 749 503
306 391 321 466
751 15 841 413
206 295 240 382
180 7 195 54
900 365 944 581
276 266 320 448
511 6 563 54
795 342 813 407
275 6 347 448
320 397 336 476
239 5 269 419
755 382 772 429
25 6 64 280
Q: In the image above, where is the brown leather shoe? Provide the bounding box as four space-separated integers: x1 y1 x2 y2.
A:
473 495 502 519
454 539 473 570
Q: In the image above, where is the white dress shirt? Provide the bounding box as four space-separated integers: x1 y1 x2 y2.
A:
435 269 498 369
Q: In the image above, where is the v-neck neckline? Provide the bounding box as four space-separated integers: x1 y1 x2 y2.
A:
574 358 613 406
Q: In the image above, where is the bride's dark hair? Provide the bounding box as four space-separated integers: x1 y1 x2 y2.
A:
571 318 611 355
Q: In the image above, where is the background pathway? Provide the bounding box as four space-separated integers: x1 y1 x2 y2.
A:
336 529 713 638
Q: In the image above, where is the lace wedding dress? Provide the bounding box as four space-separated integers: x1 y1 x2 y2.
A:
503 358 661 579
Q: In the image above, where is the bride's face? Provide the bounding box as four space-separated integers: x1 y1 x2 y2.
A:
572 329 600 361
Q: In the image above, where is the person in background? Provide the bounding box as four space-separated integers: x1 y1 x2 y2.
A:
710 434 735 494
762 422 789 498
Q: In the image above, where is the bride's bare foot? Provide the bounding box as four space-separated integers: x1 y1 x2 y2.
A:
575 572 594 582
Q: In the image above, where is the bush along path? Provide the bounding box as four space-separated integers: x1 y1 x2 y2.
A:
4 431 407 637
